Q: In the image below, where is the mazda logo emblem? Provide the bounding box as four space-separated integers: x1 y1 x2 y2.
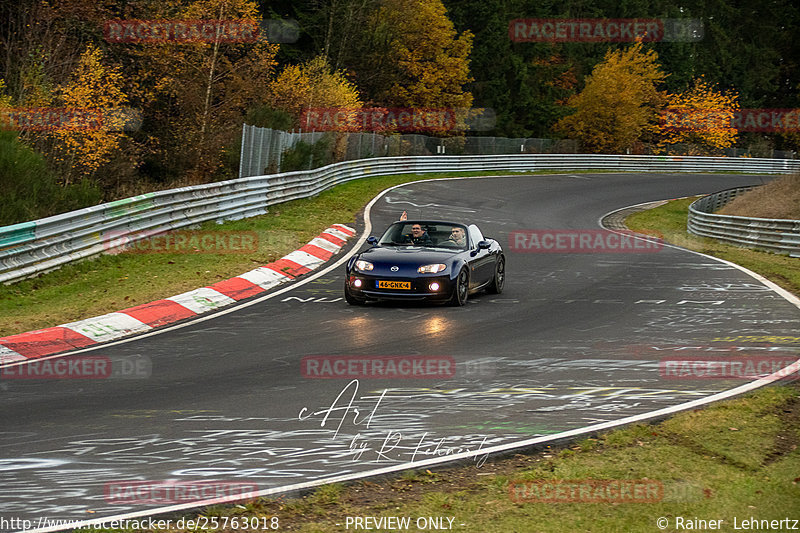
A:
391 266 399 271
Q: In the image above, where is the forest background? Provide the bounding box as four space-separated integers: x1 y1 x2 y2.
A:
0 0 798 225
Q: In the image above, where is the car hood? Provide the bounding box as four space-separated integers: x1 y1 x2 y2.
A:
357 246 460 274
361 246 457 261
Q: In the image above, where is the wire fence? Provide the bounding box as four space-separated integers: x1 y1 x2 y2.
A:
239 124 797 179
239 125 579 178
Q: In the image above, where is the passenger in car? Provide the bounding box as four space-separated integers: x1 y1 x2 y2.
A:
447 226 467 247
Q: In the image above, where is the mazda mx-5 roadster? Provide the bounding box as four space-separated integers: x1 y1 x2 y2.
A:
344 220 505 306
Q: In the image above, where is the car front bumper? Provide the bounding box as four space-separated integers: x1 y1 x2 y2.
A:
346 273 454 301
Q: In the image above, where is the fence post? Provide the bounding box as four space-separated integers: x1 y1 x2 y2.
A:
248 124 257 176
255 126 265 176
276 130 284 173
239 123 247 178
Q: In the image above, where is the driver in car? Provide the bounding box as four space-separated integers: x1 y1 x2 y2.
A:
402 223 432 245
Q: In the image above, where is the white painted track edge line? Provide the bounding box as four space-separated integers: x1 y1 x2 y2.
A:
22 363 800 533
598 200 800 310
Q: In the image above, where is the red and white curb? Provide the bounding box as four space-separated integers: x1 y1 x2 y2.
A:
0 224 355 363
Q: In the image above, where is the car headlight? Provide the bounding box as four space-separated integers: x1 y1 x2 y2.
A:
418 263 447 274
355 260 374 271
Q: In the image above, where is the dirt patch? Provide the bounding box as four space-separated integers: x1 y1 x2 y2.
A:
763 385 800 466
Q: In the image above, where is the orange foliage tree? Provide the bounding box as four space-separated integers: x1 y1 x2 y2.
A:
266 55 362 124
555 42 666 153
658 77 739 155
50 44 129 184
349 0 473 127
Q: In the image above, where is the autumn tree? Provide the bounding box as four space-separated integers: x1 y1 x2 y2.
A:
49 44 129 184
0 79 11 109
132 0 279 182
555 42 666 153
658 77 739 155
339 0 472 113
266 54 362 122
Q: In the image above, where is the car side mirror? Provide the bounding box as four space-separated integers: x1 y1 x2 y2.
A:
367 236 378 246
478 240 491 250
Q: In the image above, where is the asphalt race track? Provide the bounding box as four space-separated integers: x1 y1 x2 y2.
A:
1 172 798 530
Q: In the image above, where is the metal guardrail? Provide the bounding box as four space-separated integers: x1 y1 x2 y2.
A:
2 154 800 284
688 186 800 257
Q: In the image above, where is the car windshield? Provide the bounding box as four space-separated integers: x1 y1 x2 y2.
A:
378 222 469 250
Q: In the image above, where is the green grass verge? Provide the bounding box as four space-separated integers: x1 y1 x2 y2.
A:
85 383 800 533
626 197 800 297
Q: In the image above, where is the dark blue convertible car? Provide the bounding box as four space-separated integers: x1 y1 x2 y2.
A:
344 220 505 306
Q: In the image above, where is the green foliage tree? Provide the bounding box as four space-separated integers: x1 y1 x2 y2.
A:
0 129 102 225
333 0 473 112
131 0 280 182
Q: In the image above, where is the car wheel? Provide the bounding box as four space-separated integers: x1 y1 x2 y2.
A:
344 282 365 305
449 268 469 306
487 255 505 294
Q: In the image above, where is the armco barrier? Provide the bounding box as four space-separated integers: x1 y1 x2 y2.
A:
2 154 799 284
688 186 800 257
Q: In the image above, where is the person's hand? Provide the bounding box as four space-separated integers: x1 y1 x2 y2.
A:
400 211 408 221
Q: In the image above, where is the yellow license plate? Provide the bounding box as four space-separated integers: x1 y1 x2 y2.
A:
377 280 411 290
